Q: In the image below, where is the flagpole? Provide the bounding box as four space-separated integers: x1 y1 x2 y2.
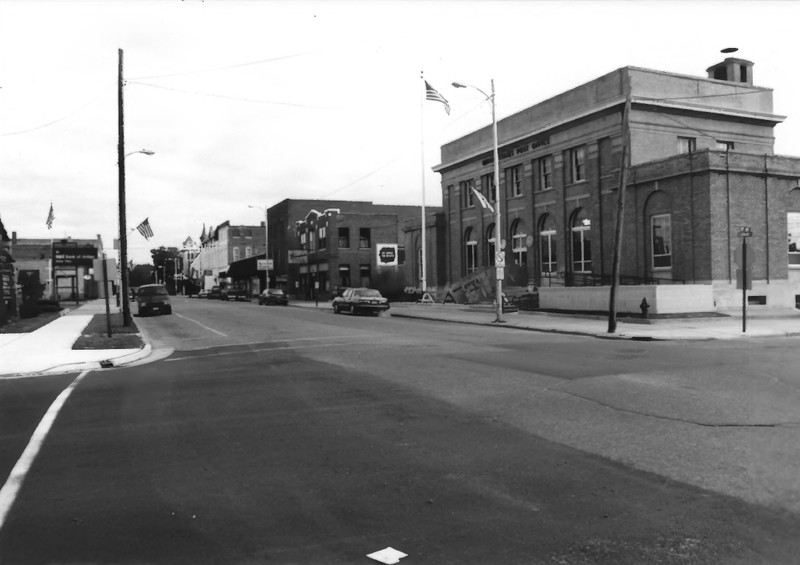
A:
419 72 428 296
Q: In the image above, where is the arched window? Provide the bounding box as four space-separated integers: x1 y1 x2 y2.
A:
485 224 496 267
511 220 527 266
539 214 557 274
464 228 478 274
571 208 592 273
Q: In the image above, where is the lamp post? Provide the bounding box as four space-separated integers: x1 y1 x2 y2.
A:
249 204 269 290
452 79 503 323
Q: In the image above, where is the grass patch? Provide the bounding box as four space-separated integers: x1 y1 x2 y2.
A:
0 310 63 334
72 312 144 350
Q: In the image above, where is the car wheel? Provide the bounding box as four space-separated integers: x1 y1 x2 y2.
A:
333 304 340 314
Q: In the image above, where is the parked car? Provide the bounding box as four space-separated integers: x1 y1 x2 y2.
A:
196 288 210 299
136 284 172 316
332 287 390 315
259 288 289 306
208 285 223 300
222 284 249 301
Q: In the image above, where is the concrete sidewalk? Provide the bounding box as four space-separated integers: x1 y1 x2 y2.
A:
0 300 150 378
297 299 800 341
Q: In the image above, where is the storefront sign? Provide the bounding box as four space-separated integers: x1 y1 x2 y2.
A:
288 250 308 264
377 244 398 267
54 245 97 267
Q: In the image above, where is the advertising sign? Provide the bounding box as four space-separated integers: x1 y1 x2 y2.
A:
257 259 274 271
54 244 97 267
377 244 398 267
288 250 308 265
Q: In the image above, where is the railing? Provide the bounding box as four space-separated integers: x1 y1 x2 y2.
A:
539 271 685 287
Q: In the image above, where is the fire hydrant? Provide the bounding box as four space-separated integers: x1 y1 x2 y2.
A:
640 297 650 319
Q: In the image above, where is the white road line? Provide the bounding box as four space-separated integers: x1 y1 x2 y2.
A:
0 370 91 532
174 313 227 336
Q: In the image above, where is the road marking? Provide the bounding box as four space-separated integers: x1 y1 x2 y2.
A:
174 313 228 336
0 370 91 532
165 335 383 362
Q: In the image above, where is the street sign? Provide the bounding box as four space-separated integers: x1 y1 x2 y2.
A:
377 244 398 267
257 259 274 271
496 266 505 280
495 252 505 267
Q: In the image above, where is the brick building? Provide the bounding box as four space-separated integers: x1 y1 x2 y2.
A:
434 56 800 310
293 202 443 299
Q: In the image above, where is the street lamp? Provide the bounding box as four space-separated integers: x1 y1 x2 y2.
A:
248 204 270 290
452 79 504 323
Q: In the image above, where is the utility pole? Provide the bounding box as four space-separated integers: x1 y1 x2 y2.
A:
608 77 632 333
118 48 132 327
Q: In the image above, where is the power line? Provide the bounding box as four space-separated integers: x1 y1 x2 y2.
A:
127 81 336 109
0 93 106 136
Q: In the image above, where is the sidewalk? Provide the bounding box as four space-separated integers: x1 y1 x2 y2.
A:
296 299 800 341
0 300 150 378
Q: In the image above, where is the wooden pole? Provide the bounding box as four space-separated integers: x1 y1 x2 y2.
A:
608 77 632 333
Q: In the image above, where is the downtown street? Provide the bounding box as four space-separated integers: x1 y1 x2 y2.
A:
2 297 800 564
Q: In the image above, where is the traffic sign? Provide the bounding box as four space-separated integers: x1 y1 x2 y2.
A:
495 252 505 267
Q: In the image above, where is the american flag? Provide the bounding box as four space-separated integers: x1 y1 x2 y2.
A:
46 203 54 230
425 81 450 115
136 218 154 239
471 187 494 212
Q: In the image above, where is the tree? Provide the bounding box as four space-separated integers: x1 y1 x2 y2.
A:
150 246 180 293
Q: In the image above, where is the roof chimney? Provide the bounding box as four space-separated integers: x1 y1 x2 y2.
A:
707 52 754 86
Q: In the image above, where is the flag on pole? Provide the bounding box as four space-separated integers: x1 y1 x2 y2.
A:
471 187 495 212
425 81 450 115
46 203 55 229
136 218 154 239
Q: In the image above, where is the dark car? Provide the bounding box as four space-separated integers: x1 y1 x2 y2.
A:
222 284 249 301
208 285 223 300
136 284 172 316
259 288 289 306
333 287 389 315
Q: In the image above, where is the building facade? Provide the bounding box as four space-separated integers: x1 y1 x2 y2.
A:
191 221 265 289
434 57 800 309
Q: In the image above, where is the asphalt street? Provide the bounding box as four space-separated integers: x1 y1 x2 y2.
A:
2 297 800 564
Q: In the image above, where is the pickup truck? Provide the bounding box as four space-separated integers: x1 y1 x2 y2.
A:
221 284 250 301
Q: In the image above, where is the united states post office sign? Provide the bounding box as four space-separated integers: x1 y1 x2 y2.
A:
54 245 98 267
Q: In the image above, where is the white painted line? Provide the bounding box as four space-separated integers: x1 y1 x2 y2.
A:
174 313 227 337
0 370 91 532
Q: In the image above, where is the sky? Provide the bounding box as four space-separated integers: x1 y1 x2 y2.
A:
3 0 800 265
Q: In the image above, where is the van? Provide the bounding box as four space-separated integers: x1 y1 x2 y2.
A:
137 284 172 316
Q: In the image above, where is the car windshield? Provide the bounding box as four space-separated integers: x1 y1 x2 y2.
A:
268 290 284 295
139 286 168 297
355 289 381 297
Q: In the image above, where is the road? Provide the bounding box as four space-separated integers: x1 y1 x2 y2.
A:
2 296 800 564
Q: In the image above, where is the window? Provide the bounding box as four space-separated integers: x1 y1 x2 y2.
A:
485 224 496 267
244 229 253 238
338 227 350 248
465 228 478 274
568 146 586 183
339 265 351 287
537 155 553 191
232 247 241 262
359 264 371 287
651 214 672 269
716 140 735 152
231 229 240 237
539 214 557 274
511 221 527 266
571 209 592 273
245 247 252 258
318 227 327 250
460 180 475 208
308 232 315 252
481 173 496 202
507 165 522 197
678 136 696 154
359 228 371 248
789 212 800 266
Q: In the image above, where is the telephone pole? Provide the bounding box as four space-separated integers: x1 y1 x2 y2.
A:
118 48 131 327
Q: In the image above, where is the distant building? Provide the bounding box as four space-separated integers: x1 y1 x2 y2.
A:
220 199 443 300
9 232 104 302
190 221 265 289
434 56 800 310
